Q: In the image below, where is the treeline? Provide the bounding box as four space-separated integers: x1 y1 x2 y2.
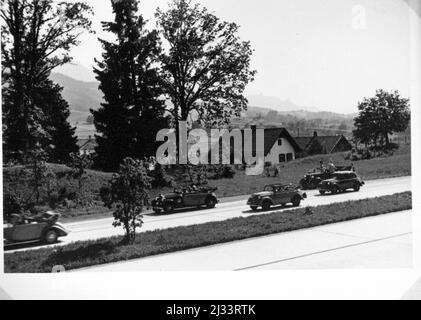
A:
239 109 354 137
2 0 256 173
93 0 255 171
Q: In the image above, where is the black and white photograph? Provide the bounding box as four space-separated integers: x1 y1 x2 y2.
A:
0 0 420 301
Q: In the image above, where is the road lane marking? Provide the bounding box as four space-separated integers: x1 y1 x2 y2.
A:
234 232 412 271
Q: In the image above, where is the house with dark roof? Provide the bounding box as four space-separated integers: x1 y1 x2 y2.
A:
187 126 302 165
231 126 301 164
294 132 352 156
77 136 97 156
254 127 302 163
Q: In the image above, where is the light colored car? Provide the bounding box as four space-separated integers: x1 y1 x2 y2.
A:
247 184 307 211
4 212 69 245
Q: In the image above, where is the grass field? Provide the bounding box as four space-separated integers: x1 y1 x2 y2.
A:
195 144 411 197
3 144 411 218
3 192 412 273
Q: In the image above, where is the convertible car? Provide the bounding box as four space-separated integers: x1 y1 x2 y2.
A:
4 212 69 245
151 186 219 214
247 184 307 211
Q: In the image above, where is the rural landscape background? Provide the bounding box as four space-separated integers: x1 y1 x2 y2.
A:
1 0 413 275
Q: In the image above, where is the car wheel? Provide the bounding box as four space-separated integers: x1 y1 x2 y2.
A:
250 206 258 211
44 229 58 244
206 197 217 208
319 190 326 195
262 200 271 211
353 184 360 192
163 203 174 214
332 187 338 194
292 197 301 207
153 208 162 214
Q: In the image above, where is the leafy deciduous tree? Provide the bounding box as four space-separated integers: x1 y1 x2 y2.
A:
353 90 410 147
1 0 93 162
156 0 256 155
101 158 151 244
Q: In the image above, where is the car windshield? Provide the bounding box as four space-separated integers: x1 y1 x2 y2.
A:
332 173 351 179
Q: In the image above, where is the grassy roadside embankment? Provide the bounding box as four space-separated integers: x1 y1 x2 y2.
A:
4 191 412 273
3 144 411 219
213 149 411 197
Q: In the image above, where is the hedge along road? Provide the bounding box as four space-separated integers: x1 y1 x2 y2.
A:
5 176 411 253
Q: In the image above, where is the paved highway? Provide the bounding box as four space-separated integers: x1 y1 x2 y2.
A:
5 176 411 253
79 210 412 271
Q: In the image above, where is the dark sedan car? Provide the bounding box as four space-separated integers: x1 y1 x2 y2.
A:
318 171 365 195
152 186 218 214
247 184 307 211
299 165 355 190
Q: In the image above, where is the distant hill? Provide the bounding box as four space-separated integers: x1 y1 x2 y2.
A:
50 72 102 123
277 110 356 120
50 71 355 127
55 63 96 82
246 93 320 112
243 106 356 137
246 106 355 121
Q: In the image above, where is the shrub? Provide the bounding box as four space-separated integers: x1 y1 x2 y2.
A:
3 194 21 221
68 153 93 193
3 164 112 218
101 158 152 244
150 163 173 188
214 165 236 179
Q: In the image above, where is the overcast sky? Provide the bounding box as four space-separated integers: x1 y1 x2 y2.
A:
60 0 412 114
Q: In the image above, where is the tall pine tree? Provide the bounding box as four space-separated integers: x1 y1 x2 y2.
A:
35 79 79 163
93 0 168 172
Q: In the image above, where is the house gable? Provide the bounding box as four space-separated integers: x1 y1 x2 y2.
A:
261 128 302 156
330 136 353 153
265 136 296 164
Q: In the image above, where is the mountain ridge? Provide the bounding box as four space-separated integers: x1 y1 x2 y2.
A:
50 71 355 124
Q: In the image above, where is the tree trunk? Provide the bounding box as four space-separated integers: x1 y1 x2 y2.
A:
174 103 180 164
385 132 390 147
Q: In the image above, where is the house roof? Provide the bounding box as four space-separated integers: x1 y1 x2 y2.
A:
294 134 351 154
293 137 314 150
315 135 350 153
262 128 302 155
241 127 302 156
